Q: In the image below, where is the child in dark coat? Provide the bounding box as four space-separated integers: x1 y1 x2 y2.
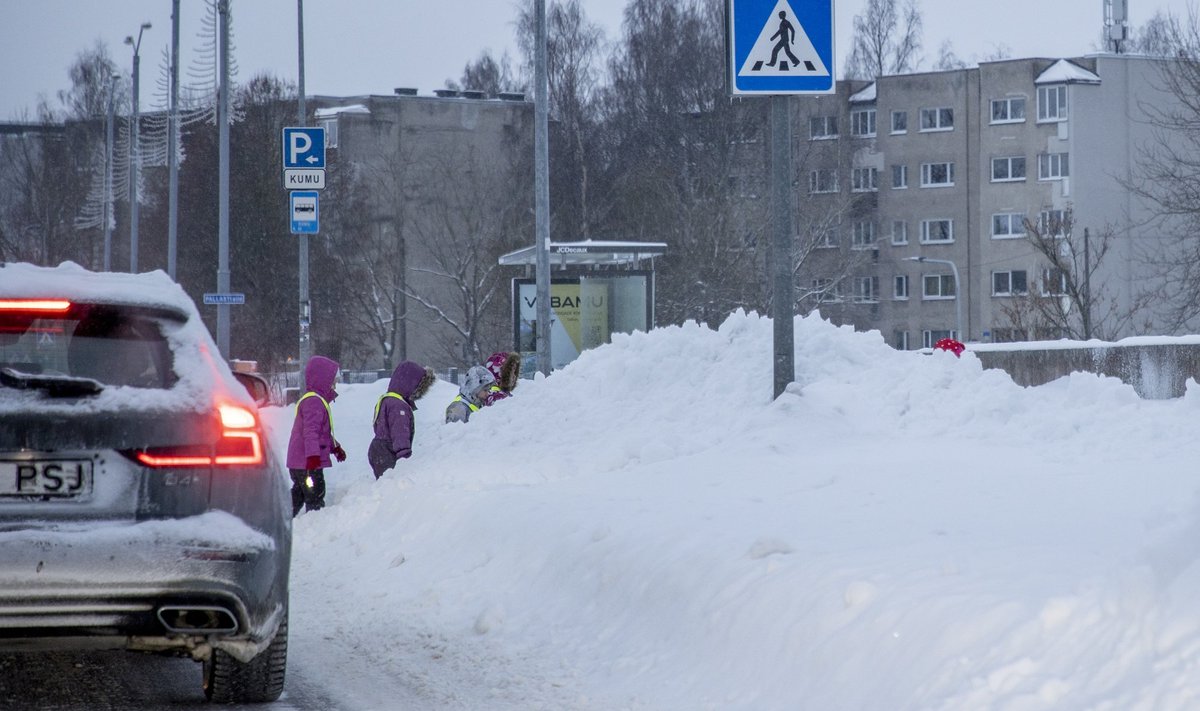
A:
286 355 346 515
368 361 436 479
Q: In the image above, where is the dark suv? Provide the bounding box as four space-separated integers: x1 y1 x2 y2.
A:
0 263 291 703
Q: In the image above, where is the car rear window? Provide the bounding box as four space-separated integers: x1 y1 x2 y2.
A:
0 306 177 389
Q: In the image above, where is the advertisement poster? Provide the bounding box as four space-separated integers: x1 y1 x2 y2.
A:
515 274 650 371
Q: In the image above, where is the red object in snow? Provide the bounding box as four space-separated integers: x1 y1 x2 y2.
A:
934 338 966 357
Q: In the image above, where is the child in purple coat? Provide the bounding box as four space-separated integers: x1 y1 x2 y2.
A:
367 361 436 479
286 355 346 515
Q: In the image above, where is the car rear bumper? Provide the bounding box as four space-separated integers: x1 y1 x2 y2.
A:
0 511 288 659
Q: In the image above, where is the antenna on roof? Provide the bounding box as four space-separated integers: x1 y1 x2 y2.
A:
1104 0 1129 53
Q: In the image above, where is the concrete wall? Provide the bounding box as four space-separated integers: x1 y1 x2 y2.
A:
971 340 1200 399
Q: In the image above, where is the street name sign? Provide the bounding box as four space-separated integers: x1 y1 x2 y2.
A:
203 293 245 305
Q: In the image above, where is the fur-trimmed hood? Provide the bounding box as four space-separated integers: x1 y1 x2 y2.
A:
483 351 522 393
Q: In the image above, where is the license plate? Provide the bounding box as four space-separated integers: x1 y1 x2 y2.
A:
0 459 93 498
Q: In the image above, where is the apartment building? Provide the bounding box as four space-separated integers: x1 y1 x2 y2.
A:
309 89 533 368
792 54 1178 348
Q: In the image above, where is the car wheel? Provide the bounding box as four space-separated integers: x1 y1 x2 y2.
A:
204 610 288 703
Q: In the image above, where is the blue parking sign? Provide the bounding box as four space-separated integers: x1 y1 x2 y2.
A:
282 127 326 169
728 0 835 94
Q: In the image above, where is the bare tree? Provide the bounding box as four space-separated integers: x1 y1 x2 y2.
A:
932 39 967 71
993 212 1152 341
844 0 923 80
401 145 530 367
1122 11 1200 331
516 0 608 240
449 50 521 94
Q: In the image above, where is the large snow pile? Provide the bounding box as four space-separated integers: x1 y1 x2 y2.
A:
264 310 1200 710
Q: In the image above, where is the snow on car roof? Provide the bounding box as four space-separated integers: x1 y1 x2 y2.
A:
0 262 195 314
0 262 252 415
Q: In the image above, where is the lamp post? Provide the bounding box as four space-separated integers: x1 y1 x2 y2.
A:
907 256 963 341
124 21 151 273
103 74 118 272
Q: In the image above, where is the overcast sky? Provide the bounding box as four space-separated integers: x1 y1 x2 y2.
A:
0 0 1192 121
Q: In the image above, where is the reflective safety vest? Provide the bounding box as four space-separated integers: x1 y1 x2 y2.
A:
373 391 407 424
450 394 481 413
296 391 335 438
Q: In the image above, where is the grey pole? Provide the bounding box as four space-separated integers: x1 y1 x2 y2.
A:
103 75 117 272
216 0 231 357
167 0 180 280
297 0 312 374
770 95 795 399
534 0 552 376
124 22 150 273
908 256 963 341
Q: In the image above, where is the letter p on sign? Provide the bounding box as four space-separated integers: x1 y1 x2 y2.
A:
281 127 325 169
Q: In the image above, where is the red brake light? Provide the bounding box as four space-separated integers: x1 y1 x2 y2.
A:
0 299 71 313
134 402 264 468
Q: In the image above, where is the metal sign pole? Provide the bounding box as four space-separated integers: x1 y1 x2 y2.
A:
297 0 312 377
534 0 552 376
771 95 794 399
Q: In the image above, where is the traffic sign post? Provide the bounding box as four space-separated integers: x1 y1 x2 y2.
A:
290 191 319 234
727 0 835 398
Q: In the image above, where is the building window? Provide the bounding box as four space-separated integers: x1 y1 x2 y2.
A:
812 277 841 302
891 110 908 134
1038 152 1070 180
852 221 875 249
851 108 877 137
990 97 1026 124
891 220 908 245
894 275 909 300
854 276 880 303
920 107 954 131
1037 85 1068 122
320 118 339 148
991 156 1026 182
1038 209 1068 237
920 219 954 243
923 329 958 347
810 169 839 193
992 270 1028 296
810 115 839 140
920 162 955 187
923 274 957 299
991 327 1028 343
892 164 908 189
894 330 910 349
814 229 838 248
992 213 1027 238
1041 268 1068 296
851 167 878 192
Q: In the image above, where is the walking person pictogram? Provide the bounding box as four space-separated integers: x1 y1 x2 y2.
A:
767 11 801 69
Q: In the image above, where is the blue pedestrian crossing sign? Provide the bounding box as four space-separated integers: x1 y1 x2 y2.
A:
282 127 326 169
727 0 835 95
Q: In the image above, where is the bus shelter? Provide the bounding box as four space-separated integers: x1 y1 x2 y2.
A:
498 240 667 372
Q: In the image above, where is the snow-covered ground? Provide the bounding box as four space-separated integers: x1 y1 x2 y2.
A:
262 310 1200 710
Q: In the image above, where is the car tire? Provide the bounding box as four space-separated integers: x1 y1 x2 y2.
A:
204 610 288 703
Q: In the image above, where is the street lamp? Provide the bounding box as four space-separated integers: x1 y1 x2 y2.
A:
906 256 964 342
103 73 118 272
125 21 151 273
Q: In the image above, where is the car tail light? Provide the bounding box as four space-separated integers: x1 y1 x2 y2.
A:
0 299 72 313
134 402 264 468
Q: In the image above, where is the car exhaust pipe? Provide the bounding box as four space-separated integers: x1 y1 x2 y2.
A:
157 606 238 634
